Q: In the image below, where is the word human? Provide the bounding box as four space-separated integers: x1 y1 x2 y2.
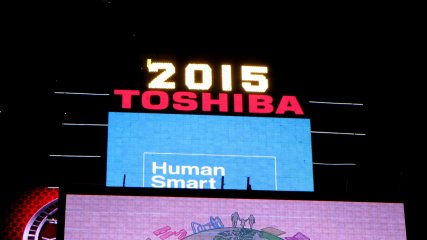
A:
151 162 225 189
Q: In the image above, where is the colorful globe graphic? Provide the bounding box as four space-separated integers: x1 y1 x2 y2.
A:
184 227 283 240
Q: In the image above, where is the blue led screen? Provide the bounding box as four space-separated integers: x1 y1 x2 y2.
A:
106 112 313 191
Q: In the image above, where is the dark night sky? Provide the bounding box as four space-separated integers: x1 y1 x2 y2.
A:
0 1 419 238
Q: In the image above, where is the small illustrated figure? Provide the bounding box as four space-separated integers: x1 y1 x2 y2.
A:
231 212 240 228
248 214 255 229
240 218 248 228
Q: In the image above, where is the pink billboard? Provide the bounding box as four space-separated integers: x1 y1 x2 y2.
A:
60 189 407 240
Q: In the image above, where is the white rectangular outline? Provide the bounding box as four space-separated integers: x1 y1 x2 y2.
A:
143 152 277 190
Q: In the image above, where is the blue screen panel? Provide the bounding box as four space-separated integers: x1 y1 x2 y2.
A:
106 112 313 191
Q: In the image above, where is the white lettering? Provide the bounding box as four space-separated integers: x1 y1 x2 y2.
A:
152 162 225 176
152 162 167 174
221 64 232 91
151 175 166 188
185 64 212 90
209 178 216 189
167 178 186 188
241 66 268 92
187 179 199 189
182 165 200 175
213 166 225 176
146 59 269 93
150 176 218 189
201 166 212 175
147 59 176 89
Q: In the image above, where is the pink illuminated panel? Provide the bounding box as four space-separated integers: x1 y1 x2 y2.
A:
64 194 406 240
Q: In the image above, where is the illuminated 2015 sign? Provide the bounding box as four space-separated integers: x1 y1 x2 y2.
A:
145 59 268 92
114 59 304 115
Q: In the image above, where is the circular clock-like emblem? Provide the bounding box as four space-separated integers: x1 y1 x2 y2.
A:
22 199 58 240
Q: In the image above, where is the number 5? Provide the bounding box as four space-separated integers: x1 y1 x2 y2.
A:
241 66 268 92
